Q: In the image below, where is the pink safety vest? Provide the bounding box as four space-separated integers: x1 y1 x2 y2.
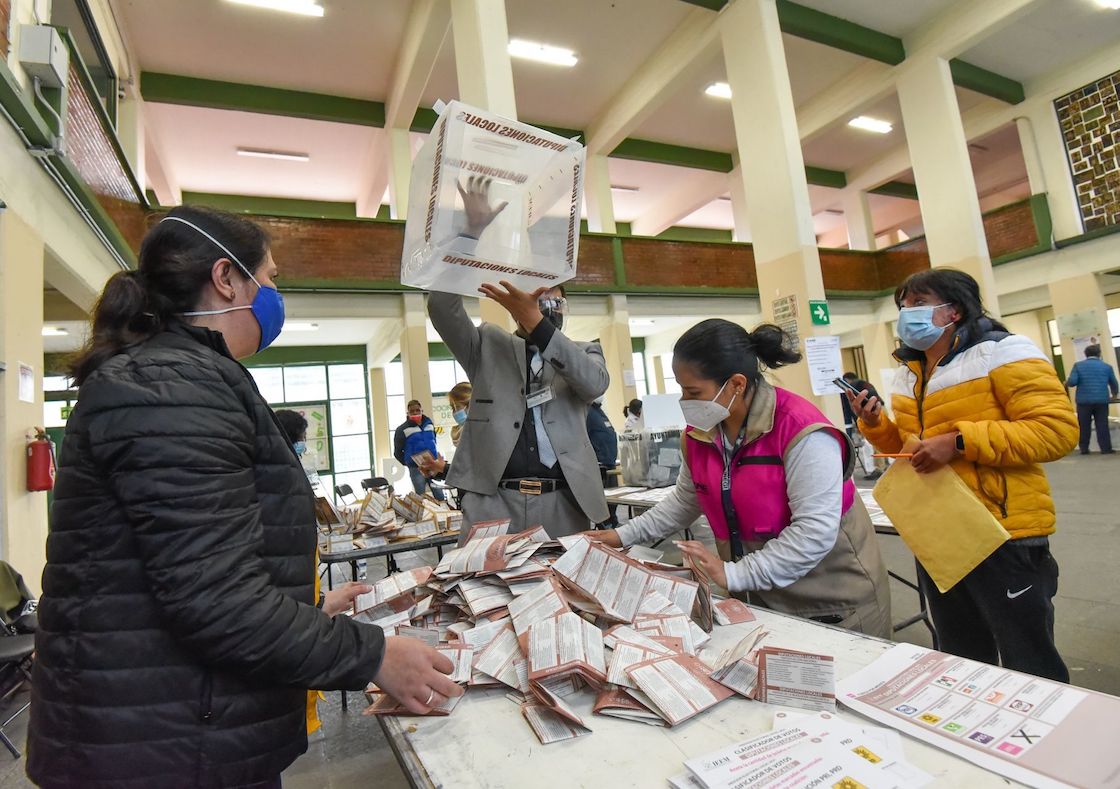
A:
686 387 856 543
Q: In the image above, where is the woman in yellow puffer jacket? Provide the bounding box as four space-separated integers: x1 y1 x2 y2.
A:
850 269 1078 682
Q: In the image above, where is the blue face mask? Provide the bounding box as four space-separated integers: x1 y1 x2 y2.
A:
293 441 307 456
452 408 468 425
898 303 952 351
165 216 286 353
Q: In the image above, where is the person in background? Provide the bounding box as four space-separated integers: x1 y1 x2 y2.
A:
276 407 374 736
838 372 883 481
623 398 644 432
1065 343 1118 455
394 399 445 500
586 396 620 527
420 382 473 481
29 206 460 788
851 268 1078 682
585 319 891 637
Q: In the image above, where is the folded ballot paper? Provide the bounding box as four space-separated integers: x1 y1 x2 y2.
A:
400 100 585 297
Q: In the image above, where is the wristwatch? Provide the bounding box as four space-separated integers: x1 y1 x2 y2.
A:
316 592 326 609
955 434 965 453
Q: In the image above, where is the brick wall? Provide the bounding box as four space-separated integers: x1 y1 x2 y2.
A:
1055 70 1120 231
982 199 1039 259
621 238 758 289
63 63 139 205
573 235 616 286
0 0 11 59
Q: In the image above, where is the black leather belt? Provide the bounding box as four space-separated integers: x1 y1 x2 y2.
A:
499 478 567 495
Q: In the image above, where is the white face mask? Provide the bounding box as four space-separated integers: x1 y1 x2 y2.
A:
679 380 733 432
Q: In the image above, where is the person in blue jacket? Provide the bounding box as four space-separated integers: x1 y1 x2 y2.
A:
394 400 446 499
1065 343 1119 454
586 397 619 526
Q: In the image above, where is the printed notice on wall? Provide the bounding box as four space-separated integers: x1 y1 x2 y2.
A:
839 643 1120 789
18 363 34 404
803 336 843 396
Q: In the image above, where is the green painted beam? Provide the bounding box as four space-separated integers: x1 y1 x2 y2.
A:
677 0 727 10
181 191 374 220
805 166 847 189
775 0 906 66
655 226 733 243
949 59 1025 105
247 345 367 366
869 181 919 200
141 72 386 126
0 55 55 147
610 138 733 172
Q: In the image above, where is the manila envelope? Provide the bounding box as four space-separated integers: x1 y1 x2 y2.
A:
872 440 1010 592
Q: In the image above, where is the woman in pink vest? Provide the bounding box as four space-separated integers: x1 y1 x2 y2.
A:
591 319 891 637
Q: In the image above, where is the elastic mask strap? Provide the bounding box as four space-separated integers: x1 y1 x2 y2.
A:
160 216 261 288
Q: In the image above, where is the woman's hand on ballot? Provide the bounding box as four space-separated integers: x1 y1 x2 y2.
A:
458 175 508 239
580 529 623 548
675 541 728 591
323 581 373 617
479 280 548 333
374 636 464 715
910 432 961 474
845 389 883 428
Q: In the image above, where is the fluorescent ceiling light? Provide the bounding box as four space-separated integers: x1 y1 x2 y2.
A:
41 327 68 336
848 116 893 134
705 82 732 100
236 148 310 162
610 184 640 193
508 39 578 67
226 0 325 17
282 322 319 332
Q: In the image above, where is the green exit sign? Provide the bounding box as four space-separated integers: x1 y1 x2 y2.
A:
809 300 830 326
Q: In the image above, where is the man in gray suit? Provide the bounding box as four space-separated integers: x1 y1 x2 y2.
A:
428 282 610 539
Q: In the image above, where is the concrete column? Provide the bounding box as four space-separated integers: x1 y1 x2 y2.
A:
0 209 48 594
897 56 999 314
860 319 899 415
450 0 517 330
387 128 413 221
116 95 146 194
652 355 667 396
584 154 616 234
728 159 751 243
1016 106 1084 241
599 295 638 433
400 292 433 416
721 0 840 421
843 189 876 251
368 366 392 471
1048 274 1117 413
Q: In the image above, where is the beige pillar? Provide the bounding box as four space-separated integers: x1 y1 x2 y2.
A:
450 0 518 330
368 367 392 469
585 154 617 234
728 158 751 243
0 210 48 594
1016 108 1084 241
860 319 900 416
387 128 413 221
1048 274 1117 413
599 295 638 432
843 190 876 251
897 57 999 314
652 355 667 396
400 293 433 415
116 95 146 194
721 0 841 422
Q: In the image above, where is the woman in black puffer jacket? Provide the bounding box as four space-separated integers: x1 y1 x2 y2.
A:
27 207 461 788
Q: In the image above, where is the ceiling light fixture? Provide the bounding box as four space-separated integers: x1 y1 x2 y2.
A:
282 322 319 332
236 148 311 162
610 184 640 193
508 39 578 67
848 116 893 134
705 82 732 100
41 327 68 336
226 0 325 17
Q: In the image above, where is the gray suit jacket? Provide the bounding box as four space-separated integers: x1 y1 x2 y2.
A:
428 291 610 523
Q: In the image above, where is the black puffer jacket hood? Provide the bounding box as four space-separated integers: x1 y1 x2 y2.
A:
28 323 384 788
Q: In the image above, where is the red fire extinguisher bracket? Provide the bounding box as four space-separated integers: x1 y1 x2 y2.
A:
27 427 56 492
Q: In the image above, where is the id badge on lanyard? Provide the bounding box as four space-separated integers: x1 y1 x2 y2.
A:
720 430 745 561
526 351 553 410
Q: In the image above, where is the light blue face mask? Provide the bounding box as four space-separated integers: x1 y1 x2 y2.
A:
293 441 307 457
452 409 468 426
897 303 952 351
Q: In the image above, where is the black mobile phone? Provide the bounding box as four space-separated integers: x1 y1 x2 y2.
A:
833 377 863 396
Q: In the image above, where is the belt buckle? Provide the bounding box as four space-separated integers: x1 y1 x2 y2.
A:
518 480 543 496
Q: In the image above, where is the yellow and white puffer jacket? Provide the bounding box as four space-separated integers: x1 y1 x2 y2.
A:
860 322 1078 539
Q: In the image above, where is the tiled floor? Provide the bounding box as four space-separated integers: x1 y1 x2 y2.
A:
0 451 1116 788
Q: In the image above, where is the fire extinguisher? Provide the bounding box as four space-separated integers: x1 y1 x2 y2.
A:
27 427 56 492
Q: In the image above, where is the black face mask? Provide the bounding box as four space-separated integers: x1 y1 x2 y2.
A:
542 309 564 331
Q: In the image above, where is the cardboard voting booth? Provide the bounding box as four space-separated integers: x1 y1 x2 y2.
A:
401 100 585 297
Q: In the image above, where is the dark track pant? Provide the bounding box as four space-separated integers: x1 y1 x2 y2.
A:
917 539 1069 683
1077 402 1113 453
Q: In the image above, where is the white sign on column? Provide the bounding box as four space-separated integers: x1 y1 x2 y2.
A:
803 336 843 396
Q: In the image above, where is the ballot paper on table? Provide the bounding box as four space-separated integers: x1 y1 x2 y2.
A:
527 611 608 686
353 566 433 616
507 576 571 644
756 646 836 712
625 653 734 727
707 625 768 698
872 439 1010 592
400 100 584 297
712 598 757 626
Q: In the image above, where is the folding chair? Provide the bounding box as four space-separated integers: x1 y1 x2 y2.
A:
361 477 393 496
0 632 33 758
334 484 358 506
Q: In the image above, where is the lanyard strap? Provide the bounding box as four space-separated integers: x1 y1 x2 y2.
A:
717 427 747 561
